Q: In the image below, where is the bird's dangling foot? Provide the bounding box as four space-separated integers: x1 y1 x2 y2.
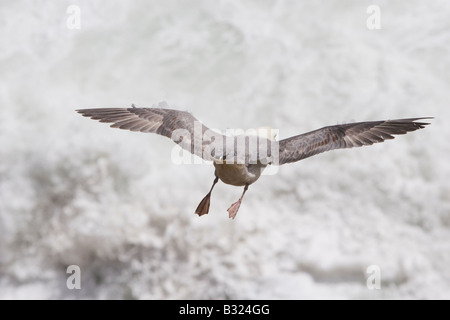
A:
227 200 242 219
196 192 211 216
195 177 219 216
227 184 249 219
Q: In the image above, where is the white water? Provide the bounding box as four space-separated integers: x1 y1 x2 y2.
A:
1 0 449 299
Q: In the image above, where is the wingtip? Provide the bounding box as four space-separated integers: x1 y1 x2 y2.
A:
402 117 434 122
416 116 434 122
415 117 434 127
75 109 92 117
395 117 433 128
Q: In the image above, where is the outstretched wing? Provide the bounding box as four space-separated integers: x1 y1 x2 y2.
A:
76 106 225 160
277 118 432 165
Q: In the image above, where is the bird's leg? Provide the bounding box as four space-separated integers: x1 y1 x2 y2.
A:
227 184 249 219
195 176 219 216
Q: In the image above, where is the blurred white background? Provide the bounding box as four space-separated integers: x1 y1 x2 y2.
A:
0 0 449 299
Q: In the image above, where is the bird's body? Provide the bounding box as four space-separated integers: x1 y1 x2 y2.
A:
213 161 266 186
77 104 432 219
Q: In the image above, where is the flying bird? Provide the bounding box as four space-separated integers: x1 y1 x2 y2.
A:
76 105 432 219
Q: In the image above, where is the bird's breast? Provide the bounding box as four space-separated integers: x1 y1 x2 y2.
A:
213 162 263 186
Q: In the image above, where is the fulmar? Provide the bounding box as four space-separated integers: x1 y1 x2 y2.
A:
77 105 432 219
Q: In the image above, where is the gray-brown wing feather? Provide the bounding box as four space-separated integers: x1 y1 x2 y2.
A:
76 107 225 160
277 118 432 165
